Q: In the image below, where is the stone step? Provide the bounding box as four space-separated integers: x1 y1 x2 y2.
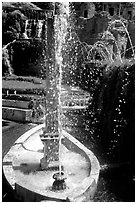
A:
62 105 87 111
2 107 33 122
2 99 31 109
61 99 89 107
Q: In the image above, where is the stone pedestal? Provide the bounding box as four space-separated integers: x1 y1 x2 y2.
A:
40 133 59 170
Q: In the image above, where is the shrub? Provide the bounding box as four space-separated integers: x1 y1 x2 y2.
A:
12 39 46 77
84 59 135 163
2 10 26 45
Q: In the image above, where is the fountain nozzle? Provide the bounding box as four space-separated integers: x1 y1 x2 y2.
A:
52 171 67 191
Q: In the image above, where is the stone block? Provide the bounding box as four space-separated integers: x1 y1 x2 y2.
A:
2 99 31 109
2 107 33 122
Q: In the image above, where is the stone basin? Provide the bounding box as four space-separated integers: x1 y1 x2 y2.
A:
3 124 100 202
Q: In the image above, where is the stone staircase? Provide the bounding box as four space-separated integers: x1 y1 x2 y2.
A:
2 98 33 122
2 87 90 123
2 95 44 123
60 86 91 129
61 86 90 108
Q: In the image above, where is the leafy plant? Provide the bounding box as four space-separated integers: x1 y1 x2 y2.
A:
11 39 45 77
82 59 134 163
2 10 26 45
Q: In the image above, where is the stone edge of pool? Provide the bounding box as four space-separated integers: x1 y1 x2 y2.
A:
3 123 100 202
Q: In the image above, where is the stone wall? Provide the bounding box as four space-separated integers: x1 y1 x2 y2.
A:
80 3 95 19
76 3 135 53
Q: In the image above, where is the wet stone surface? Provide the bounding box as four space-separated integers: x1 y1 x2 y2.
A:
2 119 134 202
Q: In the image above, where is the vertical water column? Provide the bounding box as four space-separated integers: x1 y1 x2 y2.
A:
54 2 70 174
40 12 60 169
40 3 70 170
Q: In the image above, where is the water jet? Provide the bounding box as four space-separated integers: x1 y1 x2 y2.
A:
3 3 100 202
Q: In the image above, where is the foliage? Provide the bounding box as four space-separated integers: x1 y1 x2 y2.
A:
3 75 43 84
2 10 26 45
81 59 135 163
32 2 52 10
11 39 46 77
2 94 33 101
2 75 46 96
2 2 41 11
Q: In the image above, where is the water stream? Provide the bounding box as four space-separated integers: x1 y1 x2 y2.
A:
2 2 134 202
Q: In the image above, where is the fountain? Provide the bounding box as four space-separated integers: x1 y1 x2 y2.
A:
76 19 135 64
87 41 113 62
3 2 100 202
107 19 135 58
